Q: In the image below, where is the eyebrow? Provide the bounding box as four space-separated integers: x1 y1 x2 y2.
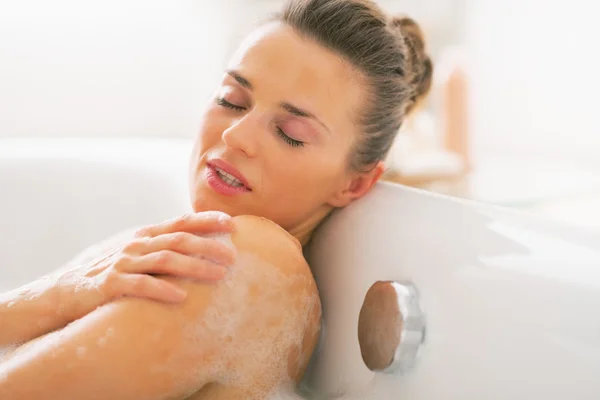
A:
226 70 330 133
227 70 252 90
280 102 330 133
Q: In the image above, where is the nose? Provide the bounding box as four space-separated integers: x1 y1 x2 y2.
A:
222 113 261 158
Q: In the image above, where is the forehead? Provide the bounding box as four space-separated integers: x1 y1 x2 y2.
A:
227 22 364 133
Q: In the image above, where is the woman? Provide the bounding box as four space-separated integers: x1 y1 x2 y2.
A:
0 0 432 398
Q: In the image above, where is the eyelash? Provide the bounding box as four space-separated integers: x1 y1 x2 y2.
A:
216 97 305 148
276 127 304 148
216 97 245 112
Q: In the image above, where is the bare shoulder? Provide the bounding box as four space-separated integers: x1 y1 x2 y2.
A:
231 214 305 268
231 215 321 378
186 215 322 398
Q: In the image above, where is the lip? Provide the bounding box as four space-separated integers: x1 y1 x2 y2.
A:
206 159 251 190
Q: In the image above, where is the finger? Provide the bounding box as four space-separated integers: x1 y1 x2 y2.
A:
117 274 188 303
139 232 235 266
126 250 228 281
136 211 233 238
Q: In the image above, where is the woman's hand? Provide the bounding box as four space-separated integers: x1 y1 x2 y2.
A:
56 211 236 320
0 211 236 347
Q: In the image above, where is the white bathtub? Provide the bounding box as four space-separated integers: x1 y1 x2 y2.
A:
1 137 600 399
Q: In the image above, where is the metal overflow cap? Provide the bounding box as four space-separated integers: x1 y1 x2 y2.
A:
358 280 426 373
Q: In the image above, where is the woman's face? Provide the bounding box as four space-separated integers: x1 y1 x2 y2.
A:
189 22 378 234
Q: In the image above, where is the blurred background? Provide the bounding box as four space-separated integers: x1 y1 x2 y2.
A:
1 0 599 230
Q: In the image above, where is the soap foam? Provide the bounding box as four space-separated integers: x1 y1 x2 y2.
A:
181 232 320 398
0 345 16 361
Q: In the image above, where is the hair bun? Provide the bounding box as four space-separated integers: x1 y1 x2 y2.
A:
390 16 433 114
390 16 426 53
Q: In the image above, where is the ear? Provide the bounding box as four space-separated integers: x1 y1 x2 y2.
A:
327 161 386 208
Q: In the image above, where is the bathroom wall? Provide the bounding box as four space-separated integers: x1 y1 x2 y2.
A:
6 0 597 170
0 0 235 139
0 0 461 140
466 0 600 168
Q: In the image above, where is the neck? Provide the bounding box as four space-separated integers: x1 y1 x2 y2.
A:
289 206 334 248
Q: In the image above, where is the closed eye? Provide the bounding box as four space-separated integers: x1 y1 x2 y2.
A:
217 96 304 148
276 127 304 148
216 97 246 112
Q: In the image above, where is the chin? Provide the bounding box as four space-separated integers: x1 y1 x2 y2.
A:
192 193 226 214
189 189 245 218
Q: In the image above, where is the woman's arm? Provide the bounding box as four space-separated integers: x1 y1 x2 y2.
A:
0 278 66 349
0 228 145 349
0 215 321 400
0 212 235 349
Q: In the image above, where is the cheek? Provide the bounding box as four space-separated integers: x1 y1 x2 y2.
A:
269 151 347 200
189 108 226 194
196 107 226 149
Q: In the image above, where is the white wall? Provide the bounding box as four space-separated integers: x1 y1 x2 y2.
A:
0 0 241 139
466 0 600 167
0 0 462 141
